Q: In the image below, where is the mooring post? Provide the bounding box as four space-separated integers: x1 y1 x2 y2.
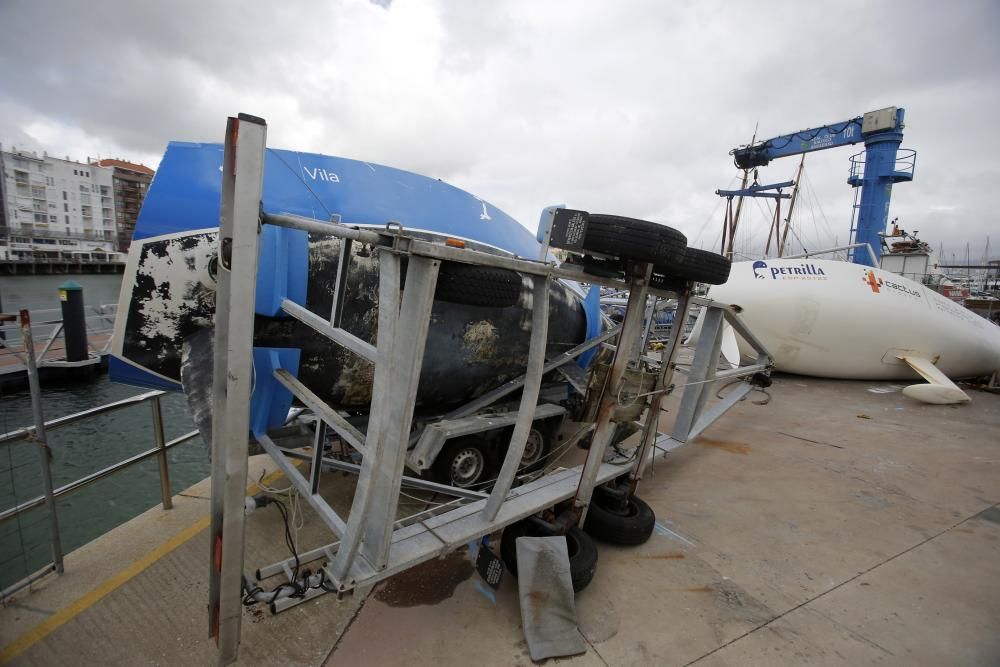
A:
58 280 88 363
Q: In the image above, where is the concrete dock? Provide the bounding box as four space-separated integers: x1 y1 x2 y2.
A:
2 375 998 666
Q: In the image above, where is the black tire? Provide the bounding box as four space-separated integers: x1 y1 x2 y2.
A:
433 437 494 489
654 248 731 285
582 214 687 266
500 521 598 593
583 492 656 546
434 262 522 308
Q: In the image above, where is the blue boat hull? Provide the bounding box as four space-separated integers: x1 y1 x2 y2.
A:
110 142 598 433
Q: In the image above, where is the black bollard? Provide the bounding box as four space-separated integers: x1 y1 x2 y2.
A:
59 280 88 362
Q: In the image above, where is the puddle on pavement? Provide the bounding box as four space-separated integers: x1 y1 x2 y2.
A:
374 549 473 608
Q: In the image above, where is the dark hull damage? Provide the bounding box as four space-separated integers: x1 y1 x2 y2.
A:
117 230 588 413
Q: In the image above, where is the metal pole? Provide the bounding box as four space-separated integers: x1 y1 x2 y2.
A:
19 309 64 574
151 395 173 510
209 114 267 665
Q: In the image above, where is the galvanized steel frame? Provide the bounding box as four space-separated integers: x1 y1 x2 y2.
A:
209 115 772 662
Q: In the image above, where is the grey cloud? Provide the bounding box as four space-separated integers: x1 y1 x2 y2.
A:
1 0 997 260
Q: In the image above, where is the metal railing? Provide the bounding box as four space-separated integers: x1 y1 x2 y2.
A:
0 305 118 370
0 310 200 601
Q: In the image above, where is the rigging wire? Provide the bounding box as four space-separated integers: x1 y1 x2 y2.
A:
691 173 740 250
266 148 335 220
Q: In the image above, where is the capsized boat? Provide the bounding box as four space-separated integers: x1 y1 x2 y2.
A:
110 142 603 433
702 258 1000 404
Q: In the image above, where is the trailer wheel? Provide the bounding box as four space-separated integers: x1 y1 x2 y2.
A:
501 425 552 475
654 248 731 286
434 262 522 308
519 428 548 470
582 214 687 266
583 492 656 546
434 437 493 489
500 521 598 592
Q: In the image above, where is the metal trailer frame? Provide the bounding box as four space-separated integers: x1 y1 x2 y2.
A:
208 114 772 664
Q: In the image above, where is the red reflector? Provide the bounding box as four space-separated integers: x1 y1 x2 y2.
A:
445 238 465 248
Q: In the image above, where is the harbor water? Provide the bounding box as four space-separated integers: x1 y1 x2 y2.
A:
0 274 207 590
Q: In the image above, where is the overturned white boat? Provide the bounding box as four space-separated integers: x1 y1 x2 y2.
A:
702 258 1000 404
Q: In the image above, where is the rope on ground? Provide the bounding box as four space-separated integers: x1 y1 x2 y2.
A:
715 378 772 405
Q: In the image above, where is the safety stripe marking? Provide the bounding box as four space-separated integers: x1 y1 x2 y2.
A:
0 468 289 665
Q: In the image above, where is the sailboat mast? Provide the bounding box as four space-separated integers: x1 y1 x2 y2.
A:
778 154 806 257
724 124 757 260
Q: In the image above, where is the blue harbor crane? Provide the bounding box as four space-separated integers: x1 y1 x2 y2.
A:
729 107 916 266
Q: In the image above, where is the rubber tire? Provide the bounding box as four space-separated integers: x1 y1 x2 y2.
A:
655 248 731 285
433 438 494 489
500 522 598 593
582 214 687 266
434 262 522 308
583 493 656 546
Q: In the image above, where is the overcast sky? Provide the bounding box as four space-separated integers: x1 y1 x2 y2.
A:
2 0 998 262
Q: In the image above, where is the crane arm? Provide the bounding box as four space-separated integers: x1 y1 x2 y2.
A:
731 107 904 170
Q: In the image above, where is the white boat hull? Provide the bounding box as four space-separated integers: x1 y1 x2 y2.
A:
707 259 1000 381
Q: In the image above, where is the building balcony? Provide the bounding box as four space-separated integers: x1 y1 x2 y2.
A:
5 226 117 243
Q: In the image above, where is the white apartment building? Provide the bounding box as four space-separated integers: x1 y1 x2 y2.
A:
0 147 124 266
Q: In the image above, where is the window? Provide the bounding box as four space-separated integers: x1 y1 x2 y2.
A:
63 191 67 200
49 215 56 223
64 203 68 212
73 169 78 175
65 215 69 224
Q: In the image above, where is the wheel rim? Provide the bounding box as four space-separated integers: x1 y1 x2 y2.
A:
450 447 485 487
604 500 639 519
521 429 544 467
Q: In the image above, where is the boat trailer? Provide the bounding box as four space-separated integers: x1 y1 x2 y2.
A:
207 114 773 664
